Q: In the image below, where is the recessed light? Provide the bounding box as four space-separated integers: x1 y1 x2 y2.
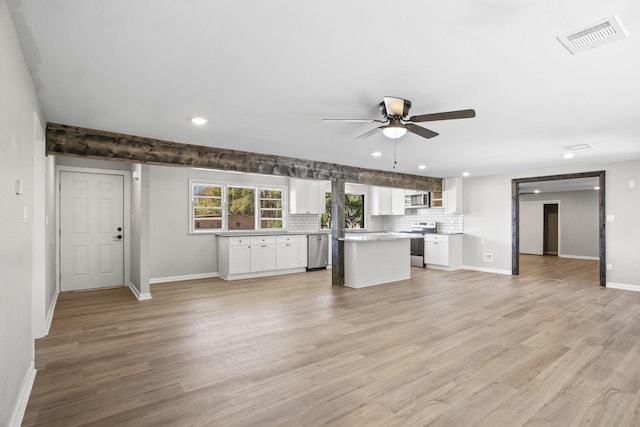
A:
594 186 600 190
534 190 541 194
462 172 470 177
370 151 382 157
562 152 575 159
418 164 426 169
191 117 209 125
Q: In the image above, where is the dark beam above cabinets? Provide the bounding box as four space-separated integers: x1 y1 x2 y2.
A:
46 123 442 191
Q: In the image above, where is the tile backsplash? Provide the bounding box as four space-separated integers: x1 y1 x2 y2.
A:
367 208 463 234
288 208 463 234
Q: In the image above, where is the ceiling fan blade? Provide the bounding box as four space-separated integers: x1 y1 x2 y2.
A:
322 118 382 123
405 123 439 139
354 127 380 140
409 109 476 123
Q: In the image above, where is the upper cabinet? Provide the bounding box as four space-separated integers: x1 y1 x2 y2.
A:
289 178 324 214
444 177 463 214
369 186 405 216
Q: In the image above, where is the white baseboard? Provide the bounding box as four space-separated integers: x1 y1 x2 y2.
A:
9 362 36 427
127 282 152 300
149 272 219 284
606 282 640 292
559 254 599 261
44 291 59 336
219 268 306 281
462 265 512 275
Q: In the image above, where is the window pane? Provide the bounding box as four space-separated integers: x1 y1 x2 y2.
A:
228 187 255 230
321 192 365 229
259 188 283 229
261 219 283 229
192 183 223 232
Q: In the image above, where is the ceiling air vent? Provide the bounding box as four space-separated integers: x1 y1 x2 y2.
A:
557 15 628 55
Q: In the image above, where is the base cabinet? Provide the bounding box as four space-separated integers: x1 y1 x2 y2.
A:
218 234 307 280
424 234 462 270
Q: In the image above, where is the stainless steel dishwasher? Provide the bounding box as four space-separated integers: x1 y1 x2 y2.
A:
307 234 328 270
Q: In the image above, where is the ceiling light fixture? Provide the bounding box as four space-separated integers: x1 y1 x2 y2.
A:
594 186 600 190
562 153 575 159
381 125 407 139
370 151 382 157
534 190 541 194
191 117 209 125
418 165 426 170
462 172 470 177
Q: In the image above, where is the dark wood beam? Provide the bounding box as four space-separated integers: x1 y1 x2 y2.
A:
46 123 442 191
331 180 346 286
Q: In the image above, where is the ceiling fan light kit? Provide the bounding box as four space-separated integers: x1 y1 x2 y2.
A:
323 96 475 141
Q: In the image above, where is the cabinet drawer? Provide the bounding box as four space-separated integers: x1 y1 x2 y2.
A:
424 235 449 243
250 236 276 245
228 237 251 246
276 235 302 244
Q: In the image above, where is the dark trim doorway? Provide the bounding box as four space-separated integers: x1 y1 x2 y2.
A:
512 170 606 286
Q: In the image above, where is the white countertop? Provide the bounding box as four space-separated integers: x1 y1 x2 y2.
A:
339 232 415 242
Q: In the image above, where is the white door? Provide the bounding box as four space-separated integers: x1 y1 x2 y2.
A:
520 202 544 255
60 172 125 291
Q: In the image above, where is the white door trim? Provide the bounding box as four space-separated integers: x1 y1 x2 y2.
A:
56 165 131 293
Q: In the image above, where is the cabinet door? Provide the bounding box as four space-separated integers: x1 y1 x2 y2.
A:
305 181 321 214
276 242 299 269
289 179 306 214
229 244 251 274
425 241 439 264
438 242 450 266
444 177 463 214
391 189 405 215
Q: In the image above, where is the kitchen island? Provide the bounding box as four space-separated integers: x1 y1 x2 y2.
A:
340 233 413 288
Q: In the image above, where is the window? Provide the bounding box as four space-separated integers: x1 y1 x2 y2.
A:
320 192 365 229
227 186 255 230
191 181 285 233
259 188 283 229
192 183 223 231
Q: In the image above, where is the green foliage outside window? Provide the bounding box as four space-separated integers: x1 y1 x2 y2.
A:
320 192 365 229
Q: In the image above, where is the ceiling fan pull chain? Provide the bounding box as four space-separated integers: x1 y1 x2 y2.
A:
393 140 397 169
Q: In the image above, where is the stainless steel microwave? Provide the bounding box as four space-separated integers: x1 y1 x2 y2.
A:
404 193 430 207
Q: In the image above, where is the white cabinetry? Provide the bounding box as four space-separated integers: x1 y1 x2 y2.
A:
444 177 463 214
424 234 462 270
289 179 324 214
276 235 307 269
369 186 405 215
218 234 307 280
250 236 276 272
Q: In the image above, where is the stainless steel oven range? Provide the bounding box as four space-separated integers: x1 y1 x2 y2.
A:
405 221 437 267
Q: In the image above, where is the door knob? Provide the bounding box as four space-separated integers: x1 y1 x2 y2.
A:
116 235 122 240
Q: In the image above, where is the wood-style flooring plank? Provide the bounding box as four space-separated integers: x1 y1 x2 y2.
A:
23 259 640 426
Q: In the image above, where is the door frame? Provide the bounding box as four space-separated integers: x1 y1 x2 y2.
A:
511 170 606 286
56 165 132 292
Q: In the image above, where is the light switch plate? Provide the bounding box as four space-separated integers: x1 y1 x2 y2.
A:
630 180 636 188
606 214 615 222
15 179 24 195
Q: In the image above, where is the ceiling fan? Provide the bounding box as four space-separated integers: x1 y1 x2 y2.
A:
323 96 476 140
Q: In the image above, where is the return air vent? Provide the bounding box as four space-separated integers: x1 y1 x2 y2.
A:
557 15 628 55
565 143 592 151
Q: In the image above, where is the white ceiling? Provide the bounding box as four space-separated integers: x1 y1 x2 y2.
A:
7 0 640 178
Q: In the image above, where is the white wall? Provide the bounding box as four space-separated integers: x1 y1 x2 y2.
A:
148 166 291 281
0 0 42 424
462 160 640 288
520 190 599 258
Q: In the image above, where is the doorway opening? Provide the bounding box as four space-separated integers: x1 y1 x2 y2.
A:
512 171 605 286
543 203 558 255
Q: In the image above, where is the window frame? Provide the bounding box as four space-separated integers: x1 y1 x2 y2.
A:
189 179 287 234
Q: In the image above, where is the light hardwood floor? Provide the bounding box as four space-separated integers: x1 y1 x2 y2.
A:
24 267 640 426
519 254 600 286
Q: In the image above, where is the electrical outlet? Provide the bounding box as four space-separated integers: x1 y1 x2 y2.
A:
606 214 615 222
484 253 493 262
606 263 613 271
